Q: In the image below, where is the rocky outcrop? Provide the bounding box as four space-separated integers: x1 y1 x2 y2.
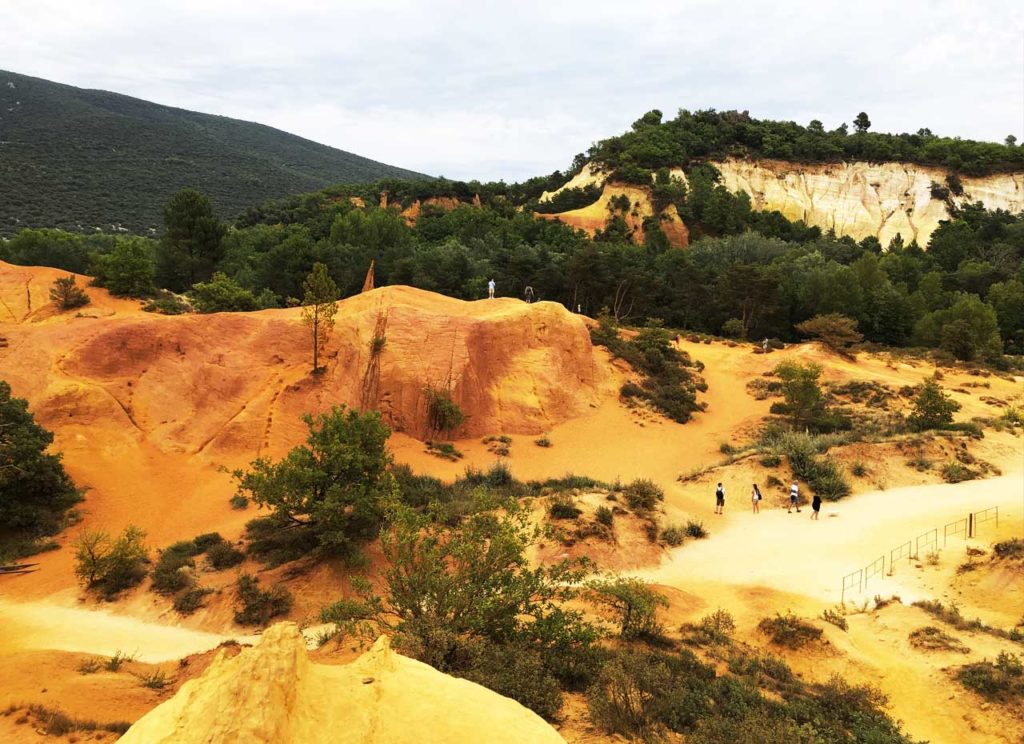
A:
538 160 1024 247
119 623 566 744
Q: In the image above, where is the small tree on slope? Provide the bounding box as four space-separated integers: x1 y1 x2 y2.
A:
301 262 339 372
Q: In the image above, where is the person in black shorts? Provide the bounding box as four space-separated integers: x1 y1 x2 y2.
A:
715 482 725 514
811 493 822 520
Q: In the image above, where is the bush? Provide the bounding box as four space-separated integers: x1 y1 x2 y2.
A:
549 496 582 520
684 520 708 539
595 506 614 526
229 494 249 509
955 653 1024 702
623 478 663 511
173 587 213 615
534 436 552 447
993 538 1024 560
189 272 258 312
142 293 190 315
137 669 170 689
758 612 823 648
908 626 970 653
908 377 961 431
233 574 293 626
941 461 976 483
590 578 669 639
150 543 197 595
685 609 736 645
759 453 782 467
795 313 863 354
821 608 848 631
73 526 149 599
425 440 463 461
662 525 685 546
49 275 90 310
192 532 225 551
425 386 465 434
207 541 245 569
851 461 868 477
721 318 745 339
105 650 135 672
460 642 565 720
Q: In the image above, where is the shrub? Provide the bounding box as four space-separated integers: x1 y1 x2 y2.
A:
549 497 582 520
758 612 823 648
233 574 293 626
105 650 135 672
188 272 258 312
229 494 249 509
721 318 745 339
191 532 225 551
137 669 170 689
534 436 552 447
150 544 196 595
590 578 669 639
993 538 1024 560
684 520 708 539
77 658 102 674
425 386 465 434
142 292 190 315
595 506 614 526
207 541 245 569
908 377 961 431
685 609 736 645
460 642 564 721
620 381 644 398
73 526 149 599
662 525 685 546
49 275 90 310
955 653 1024 702
908 626 970 653
173 587 213 615
623 478 663 511
941 461 976 483
425 440 463 461
795 313 864 354
851 461 868 477
821 608 848 631
759 454 782 467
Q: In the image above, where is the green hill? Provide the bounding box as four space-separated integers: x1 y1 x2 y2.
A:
0 70 429 235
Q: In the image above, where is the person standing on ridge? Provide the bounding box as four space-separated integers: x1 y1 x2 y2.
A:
524 285 534 304
751 483 762 514
487 279 496 299
788 482 801 513
715 482 725 515
811 493 822 520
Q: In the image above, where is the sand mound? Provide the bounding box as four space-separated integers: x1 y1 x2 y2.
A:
119 623 565 744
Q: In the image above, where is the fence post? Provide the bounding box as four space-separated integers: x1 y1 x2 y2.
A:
969 513 974 538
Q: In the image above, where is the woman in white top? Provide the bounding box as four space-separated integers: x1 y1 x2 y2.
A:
751 483 762 514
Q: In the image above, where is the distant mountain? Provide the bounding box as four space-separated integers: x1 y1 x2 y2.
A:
0 70 429 235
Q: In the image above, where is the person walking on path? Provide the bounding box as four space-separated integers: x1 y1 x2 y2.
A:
524 286 534 304
715 482 725 515
811 493 821 520
487 279 496 299
788 482 801 513
751 483 762 514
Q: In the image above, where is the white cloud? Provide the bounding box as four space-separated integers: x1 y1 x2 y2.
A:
2 0 1023 180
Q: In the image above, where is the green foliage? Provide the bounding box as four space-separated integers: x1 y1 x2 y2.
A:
206 541 245 569
142 291 189 315
758 612 823 648
821 608 848 631
236 406 396 564
685 609 736 645
173 587 213 615
595 505 614 526
914 293 1004 361
907 377 961 431
533 184 602 214
0 381 82 558
662 525 685 546
993 538 1024 560
941 462 976 483
425 386 465 434
955 653 1024 702
684 520 708 539
300 262 339 371
908 626 970 653
89 237 157 297
759 429 852 500
320 501 601 718
794 313 863 354
158 189 226 291
150 541 198 595
73 526 149 599
189 272 258 312
233 573 293 625
49 275 90 310
590 577 669 639
0 70 425 236
548 496 582 520
622 478 664 511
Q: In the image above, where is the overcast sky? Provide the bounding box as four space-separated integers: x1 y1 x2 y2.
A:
4 0 1024 181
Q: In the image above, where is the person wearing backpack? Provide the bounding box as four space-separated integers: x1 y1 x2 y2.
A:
811 493 822 520
715 483 725 515
788 482 801 513
751 483 762 514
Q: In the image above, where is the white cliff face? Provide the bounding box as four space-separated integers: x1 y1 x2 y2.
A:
542 160 1024 247
712 158 1024 246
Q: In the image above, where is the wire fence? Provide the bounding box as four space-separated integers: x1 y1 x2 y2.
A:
840 504 999 602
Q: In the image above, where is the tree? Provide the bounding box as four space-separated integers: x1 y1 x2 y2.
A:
0 381 82 555
236 406 396 562
73 525 149 599
300 262 339 372
795 313 863 355
853 112 871 134
913 294 1003 361
189 272 258 313
772 361 837 431
157 189 226 292
1006 135 1018 148
907 377 960 431
89 237 157 297
48 275 90 310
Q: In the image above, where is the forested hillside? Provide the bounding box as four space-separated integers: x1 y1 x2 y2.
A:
0 70 427 235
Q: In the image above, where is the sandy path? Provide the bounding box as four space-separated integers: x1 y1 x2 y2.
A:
0 598 250 662
634 474 1024 611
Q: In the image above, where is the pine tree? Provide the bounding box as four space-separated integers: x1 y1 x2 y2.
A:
301 263 339 372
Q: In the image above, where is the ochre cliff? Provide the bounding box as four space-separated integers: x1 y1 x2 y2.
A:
118 624 566 744
539 160 1024 247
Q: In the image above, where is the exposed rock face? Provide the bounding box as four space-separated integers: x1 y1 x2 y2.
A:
119 624 566 744
713 158 1024 246
538 160 1024 247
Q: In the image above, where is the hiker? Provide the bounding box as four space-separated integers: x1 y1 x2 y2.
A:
762 338 769 352
788 482 801 513
751 483 762 514
524 285 534 304
811 493 822 520
487 278 496 299
715 482 725 515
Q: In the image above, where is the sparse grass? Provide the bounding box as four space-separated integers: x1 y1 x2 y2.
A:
137 668 170 689
821 608 848 631
758 612 823 648
912 599 1024 645
924 550 940 566
684 520 708 539
76 657 102 675
105 650 135 672
595 506 614 527
8 704 131 737
661 525 685 546
909 626 970 653
850 461 868 477
425 440 463 461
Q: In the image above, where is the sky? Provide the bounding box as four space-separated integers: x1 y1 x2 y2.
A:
3 0 1024 181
